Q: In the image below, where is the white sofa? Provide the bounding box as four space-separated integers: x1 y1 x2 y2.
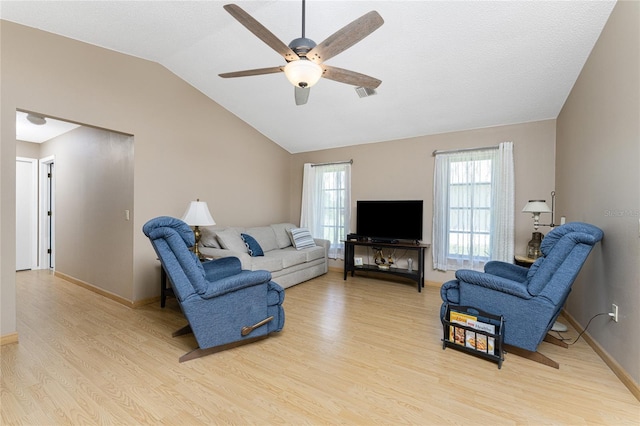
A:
198 223 329 289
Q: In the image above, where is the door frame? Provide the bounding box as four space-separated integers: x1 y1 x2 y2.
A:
39 155 55 270
16 157 39 270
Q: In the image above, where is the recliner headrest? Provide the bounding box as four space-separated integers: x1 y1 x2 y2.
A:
143 216 194 247
540 222 604 256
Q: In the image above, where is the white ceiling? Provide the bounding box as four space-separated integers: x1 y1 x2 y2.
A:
1 1 616 153
16 111 81 143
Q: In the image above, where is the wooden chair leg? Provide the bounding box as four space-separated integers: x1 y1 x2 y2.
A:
544 333 569 348
172 324 192 337
504 344 560 369
179 335 268 363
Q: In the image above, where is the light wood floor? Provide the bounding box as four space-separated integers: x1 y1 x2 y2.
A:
3 270 639 425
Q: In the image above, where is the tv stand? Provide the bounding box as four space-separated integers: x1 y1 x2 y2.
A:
370 238 399 244
343 239 430 292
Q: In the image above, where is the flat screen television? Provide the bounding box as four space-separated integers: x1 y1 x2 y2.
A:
356 200 423 243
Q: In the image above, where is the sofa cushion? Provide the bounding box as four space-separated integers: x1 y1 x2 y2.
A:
200 226 222 248
249 255 284 273
266 248 307 268
241 233 264 257
246 226 279 252
289 227 316 250
271 223 296 249
216 228 248 254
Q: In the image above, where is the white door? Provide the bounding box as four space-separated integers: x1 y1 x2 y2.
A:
16 157 38 271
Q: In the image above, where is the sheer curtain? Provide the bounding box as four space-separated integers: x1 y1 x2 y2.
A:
490 142 514 262
432 142 514 271
300 163 351 259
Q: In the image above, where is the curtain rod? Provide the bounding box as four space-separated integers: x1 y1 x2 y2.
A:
432 145 498 157
311 159 353 167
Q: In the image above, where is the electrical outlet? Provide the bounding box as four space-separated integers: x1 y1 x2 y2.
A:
611 304 619 322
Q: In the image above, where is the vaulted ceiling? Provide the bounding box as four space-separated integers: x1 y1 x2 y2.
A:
1 1 616 153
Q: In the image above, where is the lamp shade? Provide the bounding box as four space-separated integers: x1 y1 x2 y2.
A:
522 200 551 214
284 59 323 88
182 200 215 226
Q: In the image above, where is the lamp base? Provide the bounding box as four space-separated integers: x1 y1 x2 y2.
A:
192 226 204 259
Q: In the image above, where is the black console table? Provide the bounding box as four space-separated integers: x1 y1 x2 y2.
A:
343 239 430 292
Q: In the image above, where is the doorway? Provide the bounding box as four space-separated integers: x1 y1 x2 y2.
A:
16 110 134 297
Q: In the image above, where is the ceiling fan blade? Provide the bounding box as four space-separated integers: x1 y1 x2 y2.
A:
223 4 298 62
295 86 310 106
306 11 383 64
219 66 284 78
321 65 381 89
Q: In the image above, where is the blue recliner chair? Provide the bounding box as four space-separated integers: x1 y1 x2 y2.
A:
143 216 285 362
441 222 603 368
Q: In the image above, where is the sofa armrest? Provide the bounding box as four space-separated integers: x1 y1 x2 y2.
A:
314 238 331 257
198 246 252 270
455 269 533 299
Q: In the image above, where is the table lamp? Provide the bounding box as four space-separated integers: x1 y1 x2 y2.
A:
522 197 552 259
182 199 215 259
522 200 552 231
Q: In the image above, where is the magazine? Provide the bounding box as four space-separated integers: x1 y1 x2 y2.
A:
449 309 495 355
449 310 476 346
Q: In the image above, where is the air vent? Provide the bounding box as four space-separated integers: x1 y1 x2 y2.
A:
355 86 377 98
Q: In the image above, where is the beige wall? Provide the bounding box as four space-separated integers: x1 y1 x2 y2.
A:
291 119 557 283
556 1 639 385
1 20 292 335
39 126 135 299
16 140 40 158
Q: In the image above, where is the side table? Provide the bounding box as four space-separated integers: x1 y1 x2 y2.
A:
159 255 213 307
514 254 535 268
160 265 174 308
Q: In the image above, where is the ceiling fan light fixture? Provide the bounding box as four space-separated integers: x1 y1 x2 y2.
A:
284 59 322 88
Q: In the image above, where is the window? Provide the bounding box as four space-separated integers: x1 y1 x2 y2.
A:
433 143 514 271
300 163 351 259
448 155 493 261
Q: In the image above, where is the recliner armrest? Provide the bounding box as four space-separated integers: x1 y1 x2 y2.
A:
202 256 242 281
455 269 533 299
484 260 529 282
200 270 273 299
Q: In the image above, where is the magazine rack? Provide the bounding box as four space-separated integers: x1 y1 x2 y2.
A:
441 304 505 369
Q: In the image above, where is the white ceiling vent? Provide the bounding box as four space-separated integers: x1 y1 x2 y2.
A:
355 86 377 98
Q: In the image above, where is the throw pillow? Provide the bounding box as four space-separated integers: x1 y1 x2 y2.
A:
289 227 316 250
215 228 248 254
241 233 264 257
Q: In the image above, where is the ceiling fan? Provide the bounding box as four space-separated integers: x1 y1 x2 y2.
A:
219 1 384 106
